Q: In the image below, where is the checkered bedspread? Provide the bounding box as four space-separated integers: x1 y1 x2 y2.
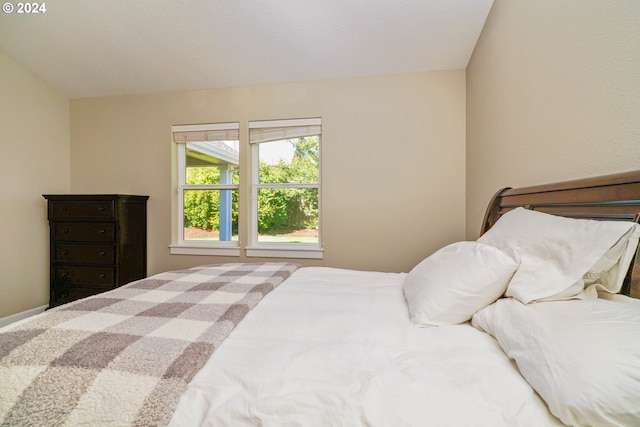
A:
0 262 300 426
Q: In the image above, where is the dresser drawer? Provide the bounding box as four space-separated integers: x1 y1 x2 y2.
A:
57 287 112 304
55 266 115 288
54 223 116 242
55 244 115 264
50 200 115 220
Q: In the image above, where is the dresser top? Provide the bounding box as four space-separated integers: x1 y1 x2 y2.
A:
43 194 149 201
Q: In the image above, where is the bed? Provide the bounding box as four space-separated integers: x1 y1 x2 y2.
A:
2 170 640 427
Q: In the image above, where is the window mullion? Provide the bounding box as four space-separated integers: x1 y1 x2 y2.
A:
177 143 187 244
255 183 318 189
251 142 260 247
182 184 238 191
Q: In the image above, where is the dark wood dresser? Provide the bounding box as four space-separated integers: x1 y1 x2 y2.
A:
43 194 149 307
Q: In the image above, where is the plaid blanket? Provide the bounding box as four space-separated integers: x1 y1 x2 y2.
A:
0 262 300 427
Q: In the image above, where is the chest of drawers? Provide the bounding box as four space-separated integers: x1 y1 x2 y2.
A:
43 194 149 307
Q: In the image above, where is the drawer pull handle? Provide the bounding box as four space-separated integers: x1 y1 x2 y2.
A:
98 207 105 212
62 250 69 255
99 273 106 279
62 206 67 211
100 251 106 256
61 272 69 278
63 229 69 233
99 229 106 233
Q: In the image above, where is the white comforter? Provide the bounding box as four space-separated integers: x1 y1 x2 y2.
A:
170 267 562 426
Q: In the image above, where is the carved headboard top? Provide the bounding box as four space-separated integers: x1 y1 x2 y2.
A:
481 170 640 298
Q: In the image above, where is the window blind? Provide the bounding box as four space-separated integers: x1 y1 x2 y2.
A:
249 118 321 144
172 123 239 143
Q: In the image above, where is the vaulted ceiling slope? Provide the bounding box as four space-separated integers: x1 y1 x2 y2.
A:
0 0 493 99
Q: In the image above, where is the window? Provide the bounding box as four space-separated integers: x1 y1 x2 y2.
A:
247 118 322 258
171 123 240 256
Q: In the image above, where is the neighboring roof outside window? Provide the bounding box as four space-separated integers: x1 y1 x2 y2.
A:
186 141 239 167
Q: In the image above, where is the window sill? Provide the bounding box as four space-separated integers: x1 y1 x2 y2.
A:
246 246 323 259
169 244 240 256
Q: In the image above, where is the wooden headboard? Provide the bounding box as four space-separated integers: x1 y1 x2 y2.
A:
481 170 640 298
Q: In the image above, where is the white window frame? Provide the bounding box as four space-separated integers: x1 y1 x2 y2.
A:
170 122 241 256
246 118 323 259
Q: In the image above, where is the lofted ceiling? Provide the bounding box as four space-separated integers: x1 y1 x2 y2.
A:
0 0 494 99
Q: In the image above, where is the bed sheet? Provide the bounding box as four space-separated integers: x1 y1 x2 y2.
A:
170 267 562 426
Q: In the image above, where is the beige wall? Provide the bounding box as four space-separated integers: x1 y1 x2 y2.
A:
70 70 466 275
466 0 640 239
0 51 70 318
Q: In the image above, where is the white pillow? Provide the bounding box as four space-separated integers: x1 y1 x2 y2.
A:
584 225 640 293
472 297 640 426
477 207 638 303
403 241 518 326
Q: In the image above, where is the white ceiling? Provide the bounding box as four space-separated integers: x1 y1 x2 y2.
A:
0 0 493 99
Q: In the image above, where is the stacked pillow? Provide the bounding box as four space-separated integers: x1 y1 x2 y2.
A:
403 241 518 326
477 207 640 303
403 207 640 327
472 296 640 426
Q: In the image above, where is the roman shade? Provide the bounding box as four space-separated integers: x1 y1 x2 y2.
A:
172 123 240 143
249 118 321 144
